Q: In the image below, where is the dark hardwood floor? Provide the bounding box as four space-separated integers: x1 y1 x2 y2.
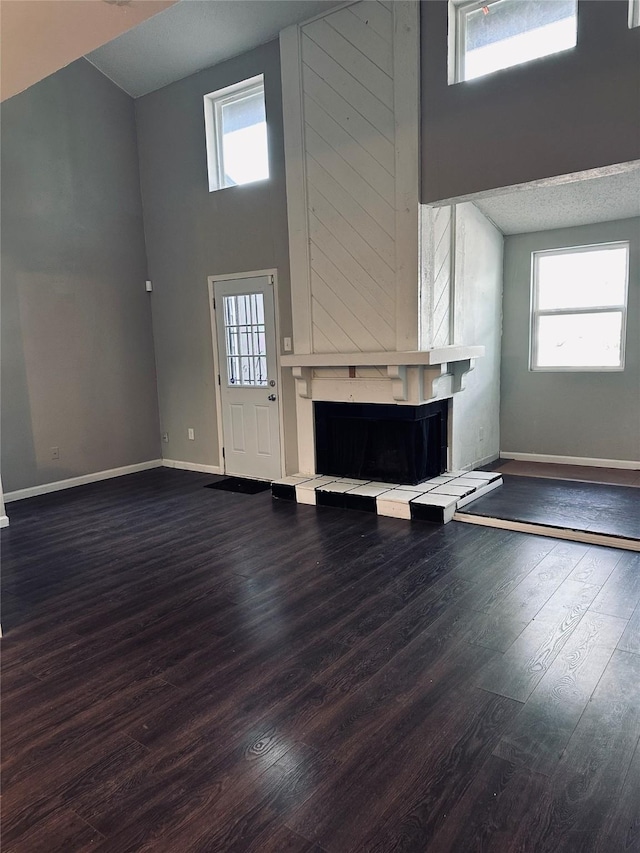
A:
2 468 639 852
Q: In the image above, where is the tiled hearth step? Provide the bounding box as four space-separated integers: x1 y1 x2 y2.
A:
271 471 502 524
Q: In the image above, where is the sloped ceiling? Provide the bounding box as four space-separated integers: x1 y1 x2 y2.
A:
86 0 343 98
1 0 177 102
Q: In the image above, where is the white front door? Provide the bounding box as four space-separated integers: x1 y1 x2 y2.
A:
214 274 282 481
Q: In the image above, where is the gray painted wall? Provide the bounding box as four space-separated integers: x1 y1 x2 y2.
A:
135 40 296 472
1 59 160 493
421 1 640 203
501 218 640 461
450 203 504 470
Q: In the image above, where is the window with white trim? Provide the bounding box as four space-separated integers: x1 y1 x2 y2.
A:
630 0 640 28
530 243 629 371
204 75 269 191
450 0 578 83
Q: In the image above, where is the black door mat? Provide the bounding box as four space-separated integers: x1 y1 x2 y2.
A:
460 475 640 540
205 477 271 495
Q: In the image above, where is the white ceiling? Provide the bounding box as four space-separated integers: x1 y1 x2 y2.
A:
87 0 342 98
473 166 640 235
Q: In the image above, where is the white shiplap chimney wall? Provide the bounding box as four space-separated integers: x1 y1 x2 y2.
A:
281 1 420 355
280 1 483 474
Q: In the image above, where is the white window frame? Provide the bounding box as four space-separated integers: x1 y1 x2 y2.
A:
203 74 268 192
449 0 577 84
529 242 629 373
630 0 640 28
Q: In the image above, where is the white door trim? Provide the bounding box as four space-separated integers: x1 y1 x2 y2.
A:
207 269 286 480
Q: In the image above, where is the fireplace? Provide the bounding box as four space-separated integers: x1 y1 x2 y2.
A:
314 400 448 486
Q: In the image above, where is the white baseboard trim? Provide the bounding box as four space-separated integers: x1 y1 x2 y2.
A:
162 459 224 475
459 452 500 472
453 513 640 553
500 452 639 471
0 515 9 528
4 460 164 503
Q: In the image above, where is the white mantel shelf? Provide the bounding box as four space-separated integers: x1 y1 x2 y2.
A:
281 346 484 369
282 346 485 405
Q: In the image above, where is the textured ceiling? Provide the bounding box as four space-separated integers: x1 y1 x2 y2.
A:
87 0 342 97
474 168 640 235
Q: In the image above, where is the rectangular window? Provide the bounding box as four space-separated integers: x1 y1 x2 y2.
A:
223 293 268 386
630 0 640 28
530 243 629 371
451 0 577 83
204 75 269 191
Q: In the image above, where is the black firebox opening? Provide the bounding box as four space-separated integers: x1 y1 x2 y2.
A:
314 400 448 485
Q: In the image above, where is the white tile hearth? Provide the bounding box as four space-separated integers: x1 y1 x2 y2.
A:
275 475 318 486
398 482 440 493
447 477 492 489
429 484 477 498
459 471 501 481
376 489 420 520
273 472 503 524
410 492 459 523
346 484 395 498
319 480 371 494
295 476 340 504
456 477 503 508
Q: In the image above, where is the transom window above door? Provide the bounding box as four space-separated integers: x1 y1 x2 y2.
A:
204 75 269 191
530 242 629 371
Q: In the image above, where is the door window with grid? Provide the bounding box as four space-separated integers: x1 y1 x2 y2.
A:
222 293 268 386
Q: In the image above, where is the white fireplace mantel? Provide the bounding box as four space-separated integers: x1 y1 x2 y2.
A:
282 346 484 405
281 346 483 369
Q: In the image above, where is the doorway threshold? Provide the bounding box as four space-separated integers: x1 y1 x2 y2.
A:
453 514 640 553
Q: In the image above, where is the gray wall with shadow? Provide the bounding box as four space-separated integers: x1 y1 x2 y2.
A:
135 39 297 473
1 59 160 493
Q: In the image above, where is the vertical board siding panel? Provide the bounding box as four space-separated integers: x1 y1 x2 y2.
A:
280 26 313 354
393 1 420 352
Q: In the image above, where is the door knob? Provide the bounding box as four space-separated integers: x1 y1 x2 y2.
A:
268 394 276 401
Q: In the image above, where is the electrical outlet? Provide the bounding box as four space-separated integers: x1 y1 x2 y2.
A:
51 446 60 460
188 428 195 441
162 432 169 443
